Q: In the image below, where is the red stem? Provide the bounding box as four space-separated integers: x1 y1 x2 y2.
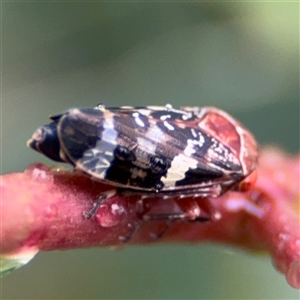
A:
0 148 299 288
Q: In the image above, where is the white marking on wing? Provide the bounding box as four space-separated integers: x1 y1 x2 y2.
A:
182 112 192 120
160 114 171 121
198 133 205 147
132 112 145 127
191 128 197 138
184 139 197 156
163 121 174 131
161 153 198 185
102 119 118 145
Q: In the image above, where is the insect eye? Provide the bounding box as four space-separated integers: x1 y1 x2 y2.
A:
27 122 65 163
150 156 169 173
32 127 45 142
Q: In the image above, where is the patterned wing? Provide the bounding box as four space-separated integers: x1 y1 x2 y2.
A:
57 106 244 194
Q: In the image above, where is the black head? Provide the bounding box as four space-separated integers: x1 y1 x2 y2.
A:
27 121 65 162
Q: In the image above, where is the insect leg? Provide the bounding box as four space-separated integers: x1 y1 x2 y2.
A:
143 212 210 222
119 220 142 243
143 211 210 240
119 185 222 200
84 190 117 219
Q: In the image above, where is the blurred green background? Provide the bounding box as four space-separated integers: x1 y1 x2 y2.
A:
1 1 299 299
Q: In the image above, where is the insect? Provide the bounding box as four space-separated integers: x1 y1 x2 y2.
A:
27 104 258 226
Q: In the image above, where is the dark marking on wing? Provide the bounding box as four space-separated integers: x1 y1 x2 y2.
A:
58 106 243 191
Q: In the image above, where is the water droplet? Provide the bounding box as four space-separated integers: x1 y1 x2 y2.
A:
95 201 126 228
118 236 127 243
25 163 53 184
278 232 289 242
225 196 264 218
45 204 58 219
212 211 222 220
149 232 158 239
111 203 125 215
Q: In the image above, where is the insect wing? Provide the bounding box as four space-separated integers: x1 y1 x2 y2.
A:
57 106 244 194
57 108 116 174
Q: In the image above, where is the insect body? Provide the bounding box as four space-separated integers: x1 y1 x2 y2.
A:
28 104 258 224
